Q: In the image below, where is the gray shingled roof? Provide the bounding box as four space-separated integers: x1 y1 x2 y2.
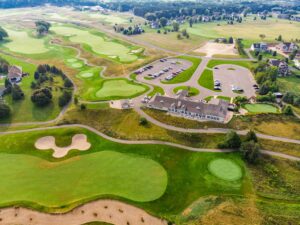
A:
149 95 229 118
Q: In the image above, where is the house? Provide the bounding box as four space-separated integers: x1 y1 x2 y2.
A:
251 43 268 52
276 42 298 54
150 21 159 29
147 95 229 123
277 14 291 20
294 59 300 69
8 66 23 83
269 59 289 76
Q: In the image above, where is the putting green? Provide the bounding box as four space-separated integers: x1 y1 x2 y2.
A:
52 26 138 62
244 103 279 114
67 58 77 63
80 72 93 78
96 79 147 99
3 28 48 54
72 63 83 68
0 151 167 206
208 159 242 181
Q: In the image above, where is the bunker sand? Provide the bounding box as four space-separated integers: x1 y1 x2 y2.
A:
0 200 167 225
35 134 91 158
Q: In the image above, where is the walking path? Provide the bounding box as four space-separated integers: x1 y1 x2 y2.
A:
0 124 299 161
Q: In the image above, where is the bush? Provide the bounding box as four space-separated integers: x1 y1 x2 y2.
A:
64 79 73 88
218 131 241 149
31 88 52 107
58 91 72 107
245 130 258 143
283 105 293 116
240 141 260 164
0 103 10 119
11 85 24 101
139 117 148 126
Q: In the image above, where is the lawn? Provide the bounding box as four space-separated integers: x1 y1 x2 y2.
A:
148 85 165 97
95 79 149 100
173 86 200 96
162 56 201 84
52 25 141 63
2 28 49 55
0 151 167 206
88 13 129 24
243 103 279 114
0 53 64 123
278 75 300 93
0 126 248 217
198 69 215 90
207 59 254 69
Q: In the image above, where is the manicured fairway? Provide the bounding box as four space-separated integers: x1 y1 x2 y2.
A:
0 151 167 206
208 159 242 181
95 79 148 100
52 26 138 62
244 104 279 114
3 28 48 54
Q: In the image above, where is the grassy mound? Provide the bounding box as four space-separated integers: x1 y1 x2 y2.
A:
243 104 279 114
0 151 167 206
208 159 242 181
173 86 200 96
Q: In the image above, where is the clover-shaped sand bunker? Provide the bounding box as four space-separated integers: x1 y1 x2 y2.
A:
35 134 91 158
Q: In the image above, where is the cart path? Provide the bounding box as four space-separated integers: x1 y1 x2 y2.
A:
0 124 299 161
0 199 167 225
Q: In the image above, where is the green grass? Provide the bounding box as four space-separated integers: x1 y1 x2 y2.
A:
0 127 248 216
161 56 201 84
243 104 279 114
2 28 49 55
173 86 200 96
148 85 165 97
198 69 215 90
0 53 64 123
207 60 254 69
208 159 243 181
217 96 231 102
95 79 149 100
278 75 300 93
52 25 141 63
88 13 129 24
0 151 167 206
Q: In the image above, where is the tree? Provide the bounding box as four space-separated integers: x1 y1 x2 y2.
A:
283 92 294 104
0 103 10 119
58 91 72 107
172 21 180 32
277 35 282 41
11 84 24 101
0 26 8 41
259 34 266 41
233 96 248 106
258 54 263 61
218 131 241 149
189 18 193 27
35 20 51 35
159 17 168 27
283 105 293 116
245 130 258 143
139 117 148 126
177 34 182 39
240 141 260 164
228 37 234 44
31 88 52 107
64 79 73 88
272 51 277 57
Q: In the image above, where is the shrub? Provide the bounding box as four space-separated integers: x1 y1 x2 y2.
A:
31 88 52 107
240 141 260 164
0 103 10 119
11 84 24 101
245 130 258 143
283 105 293 115
64 79 73 88
218 131 241 149
139 117 148 126
58 91 72 107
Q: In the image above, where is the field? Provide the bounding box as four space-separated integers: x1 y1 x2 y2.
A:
243 104 279 114
0 126 248 217
2 28 49 55
52 25 141 63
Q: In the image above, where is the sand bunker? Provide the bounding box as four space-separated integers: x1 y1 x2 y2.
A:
194 42 238 57
35 134 91 158
0 199 167 225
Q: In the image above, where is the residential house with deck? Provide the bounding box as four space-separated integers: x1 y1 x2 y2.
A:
269 59 289 76
8 66 23 83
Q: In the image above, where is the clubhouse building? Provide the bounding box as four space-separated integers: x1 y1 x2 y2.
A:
147 95 230 123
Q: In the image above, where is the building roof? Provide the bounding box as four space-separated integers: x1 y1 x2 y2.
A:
8 66 22 79
149 95 229 118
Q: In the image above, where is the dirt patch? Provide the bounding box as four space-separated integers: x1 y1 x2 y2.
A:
194 42 238 57
35 134 91 158
0 200 167 225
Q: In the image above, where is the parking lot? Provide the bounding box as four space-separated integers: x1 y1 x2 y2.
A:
134 58 192 82
212 64 257 98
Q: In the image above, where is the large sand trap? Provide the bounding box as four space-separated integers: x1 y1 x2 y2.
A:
35 134 91 158
0 199 167 225
194 42 238 57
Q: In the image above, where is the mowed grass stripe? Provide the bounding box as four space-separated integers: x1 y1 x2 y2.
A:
0 151 167 206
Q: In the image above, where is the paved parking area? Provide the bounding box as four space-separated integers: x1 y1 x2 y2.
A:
212 64 257 98
135 58 192 82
